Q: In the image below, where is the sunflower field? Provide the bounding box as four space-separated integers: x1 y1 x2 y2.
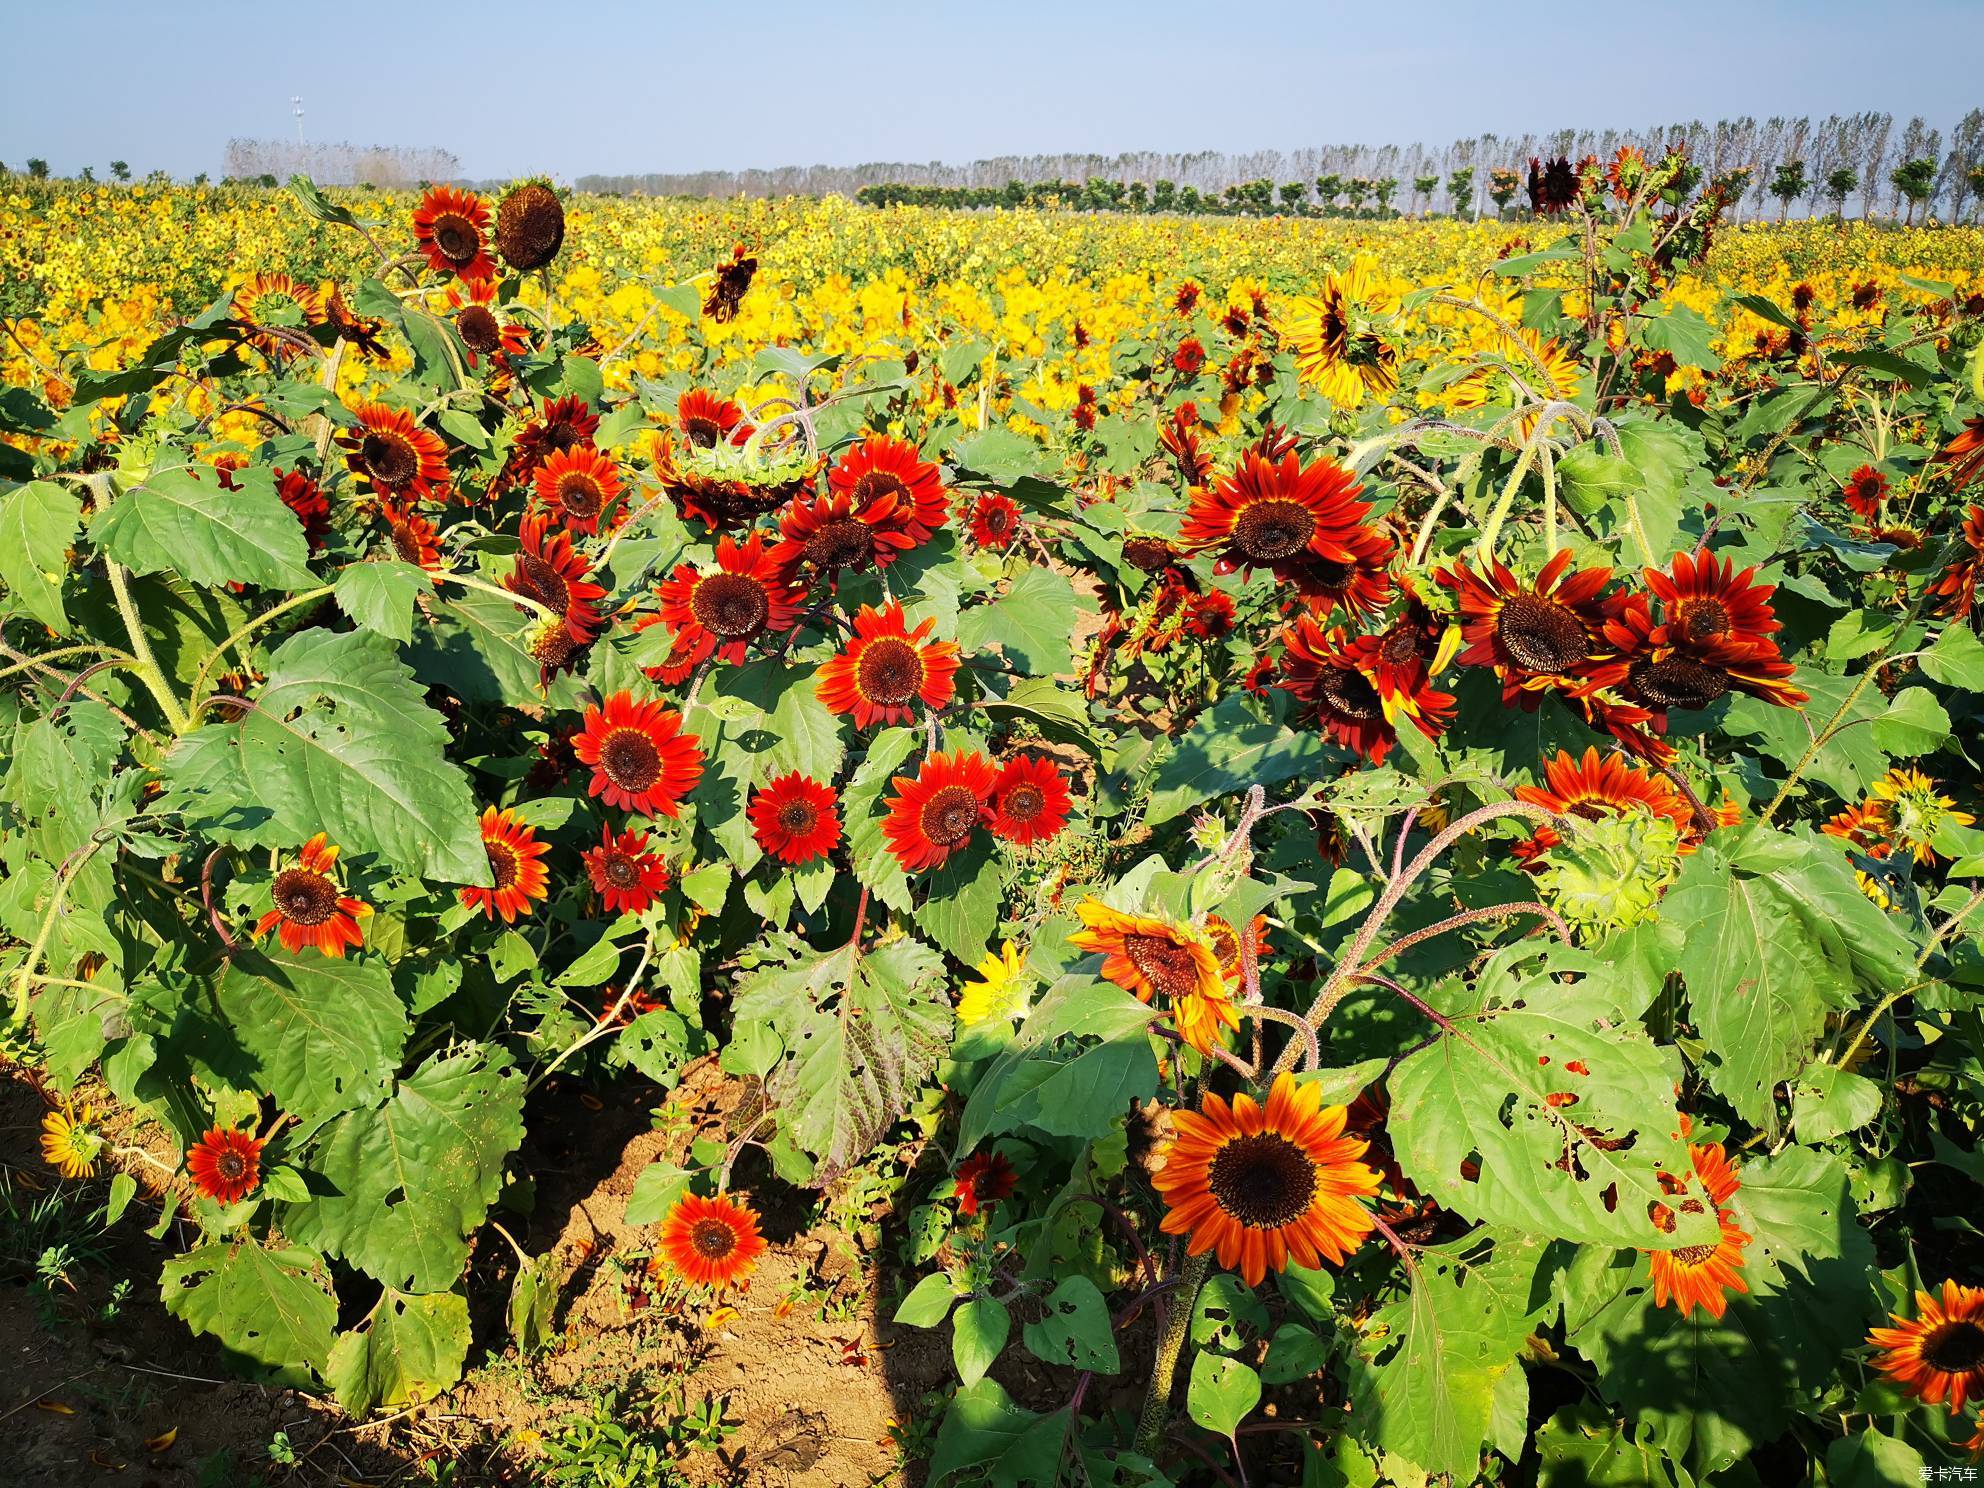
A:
4 151 1984 1487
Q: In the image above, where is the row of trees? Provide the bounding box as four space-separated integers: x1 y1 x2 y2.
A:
581 111 1984 223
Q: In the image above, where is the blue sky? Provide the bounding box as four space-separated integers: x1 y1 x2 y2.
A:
3 0 1981 180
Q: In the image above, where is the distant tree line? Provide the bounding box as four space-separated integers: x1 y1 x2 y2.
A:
221 139 462 190
577 111 1984 223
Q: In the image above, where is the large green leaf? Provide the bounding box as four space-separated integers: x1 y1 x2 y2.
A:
284 1048 525 1292
1346 1232 1565 1479
1389 958 1715 1249
1535 1404 1691 1488
956 976 1159 1153
916 835 1004 963
325 1289 471 1417
955 565 1080 677
842 726 920 913
700 658 846 873
160 1241 336 1375
731 933 950 1181
1667 832 1913 1128
162 628 486 883
333 560 430 643
409 584 583 711
96 465 317 590
0 479 80 633
215 948 409 1125
1145 694 1334 825
927 1379 1070 1488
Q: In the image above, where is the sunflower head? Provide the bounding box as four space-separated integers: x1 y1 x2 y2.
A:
40 1102 104 1180
495 180 566 271
957 942 1030 1028
1534 811 1683 940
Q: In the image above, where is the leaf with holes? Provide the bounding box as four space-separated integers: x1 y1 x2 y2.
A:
97 465 317 590
325 1289 471 1417
160 1241 336 1377
1020 1275 1118 1372
213 948 409 1126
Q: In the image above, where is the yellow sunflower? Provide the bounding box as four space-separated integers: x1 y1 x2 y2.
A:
1282 262 1400 409
958 941 1030 1027
1868 768 1975 865
40 1102 104 1180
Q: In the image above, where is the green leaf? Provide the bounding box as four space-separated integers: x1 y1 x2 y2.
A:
1870 686 1950 756
1920 624 1984 689
952 1297 1010 1391
1260 1322 1331 1386
163 628 486 883
96 465 316 590
333 561 429 643
1187 1352 1260 1439
1639 302 1721 370
325 1289 470 1417
1535 1404 1687 1487
916 836 1004 963
0 479 80 633
104 1172 138 1227
701 659 845 873
507 1252 558 1354
409 585 577 711
1389 959 1715 1249
895 1272 961 1327
842 727 920 914
160 1241 336 1375
1146 694 1332 825
957 977 1159 1153
1792 1064 1883 1143
731 933 951 1181
1825 1427 1927 1486
1193 1272 1271 1351
1723 670 1887 803
927 1378 1066 1488
1667 836 1912 1128
624 1160 691 1226
950 427 1053 483
955 565 1080 677
214 948 409 1125
284 1048 526 1293
1021 1275 1118 1372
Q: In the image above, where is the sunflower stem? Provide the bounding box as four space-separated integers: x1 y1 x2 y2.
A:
105 561 192 734
1133 1249 1211 1457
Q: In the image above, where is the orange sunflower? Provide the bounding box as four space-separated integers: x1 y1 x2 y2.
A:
1638 550 1785 661
954 1150 1018 1218
446 275 530 368
1204 913 1269 980
231 272 325 361
771 476 943 587
1277 615 1451 764
338 403 450 503
1929 506 1984 619
1645 1139 1751 1320
1070 899 1236 1054
411 184 495 283
1154 1073 1380 1285
1284 524 1397 622
507 513 607 644
572 692 705 819
815 601 961 728
1512 748 1702 865
254 834 370 957
653 532 802 668
459 807 551 922
276 467 332 551
882 749 999 872
1180 450 1377 581
1607 596 1808 717
659 1192 766 1289
1868 1280 1984 1413
1436 549 1622 701
985 755 1072 847
186 1127 265 1205
534 446 622 536
1936 417 1984 491
582 824 671 914
506 395 601 487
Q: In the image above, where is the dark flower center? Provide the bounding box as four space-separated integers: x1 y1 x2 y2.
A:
457 305 500 354
805 516 877 572
1496 593 1589 672
496 184 564 271
530 622 580 672
360 431 418 487
512 555 572 615
601 728 663 791
1674 597 1731 643
1000 783 1045 823
554 471 605 521
920 785 981 846
857 637 923 707
1122 538 1173 572
273 869 337 926
485 838 520 890
982 505 1014 536
602 852 641 888
1922 1321 1984 1373
1206 920 1239 967
433 214 479 266
1303 557 1355 592
1208 1132 1319 1229
690 1218 737 1260
777 798 819 835
682 415 725 449
390 520 428 566
850 470 911 508
692 573 770 639
1380 624 1423 665
1630 656 1730 711
1667 1242 1721 1266
1314 665 1382 721
1233 498 1316 562
1123 931 1202 999
545 420 584 455
215 1148 248 1182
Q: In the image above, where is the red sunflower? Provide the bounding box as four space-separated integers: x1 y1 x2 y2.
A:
338 402 450 502
653 532 802 668
1511 747 1701 865
275 467 332 551
1842 464 1889 520
446 275 531 368
1183 590 1236 639
986 755 1072 847
1173 337 1207 376
1285 523 1397 621
253 834 370 957
573 692 705 819
1637 550 1785 661
1929 506 1984 618
507 513 607 643
381 501 443 579
658 1191 766 1289
747 772 842 865
1278 615 1450 764
411 184 496 283
583 824 672 914
186 1127 265 1205
882 749 999 872
1608 596 1808 718
459 807 552 923
953 1150 1018 1218
1436 549 1622 700
533 445 622 536
505 395 601 487
1180 451 1378 582
969 493 1022 550
231 271 325 362
1645 1139 1751 1320
1936 417 1984 491
675 389 751 449
815 601 961 728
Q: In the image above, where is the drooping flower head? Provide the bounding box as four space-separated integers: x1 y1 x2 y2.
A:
1935 417 1984 492
1868 767 1976 865
583 824 672 914
573 692 705 819
1929 506 1984 619
1154 1073 1380 1286
703 245 757 323
1868 1280 1984 1414
953 1150 1018 1218
494 180 566 271
534 445 622 536
1512 748 1702 865
186 1127 266 1205
507 513 607 643
659 1191 766 1289
275 467 332 551
816 601 961 729
1071 899 1235 1054
654 532 801 669
957 941 1029 1028
1181 451 1378 582
254 833 370 957
458 807 552 923
882 749 999 872
747 772 842 866
338 403 450 503
411 185 495 283
986 755 1072 847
